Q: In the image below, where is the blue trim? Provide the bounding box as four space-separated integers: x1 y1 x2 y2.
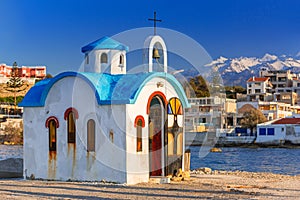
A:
19 71 190 108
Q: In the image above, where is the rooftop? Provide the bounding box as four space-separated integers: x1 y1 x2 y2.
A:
272 118 300 125
81 36 129 53
247 77 269 82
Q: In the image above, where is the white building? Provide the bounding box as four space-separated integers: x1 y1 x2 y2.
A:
237 101 298 121
185 97 237 133
19 35 190 184
257 118 300 145
246 77 273 101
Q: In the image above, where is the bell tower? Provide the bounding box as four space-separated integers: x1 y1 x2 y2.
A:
81 36 128 74
144 12 168 73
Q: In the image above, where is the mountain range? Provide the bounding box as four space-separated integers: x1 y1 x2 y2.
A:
204 53 300 87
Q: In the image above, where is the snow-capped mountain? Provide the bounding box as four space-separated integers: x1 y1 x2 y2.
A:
205 53 300 86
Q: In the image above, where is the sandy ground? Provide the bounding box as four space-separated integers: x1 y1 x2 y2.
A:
0 171 299 200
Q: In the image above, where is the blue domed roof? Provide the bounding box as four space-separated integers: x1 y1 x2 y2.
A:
19 72 190 108
81 36 129 53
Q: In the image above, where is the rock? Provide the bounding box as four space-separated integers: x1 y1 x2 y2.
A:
210 147 222 153
171 176 183 182
182 171 190 178
176 168 183 177
197 167 212 174
0 158 23 178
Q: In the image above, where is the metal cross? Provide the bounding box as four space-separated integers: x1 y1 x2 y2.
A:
148 11 162 35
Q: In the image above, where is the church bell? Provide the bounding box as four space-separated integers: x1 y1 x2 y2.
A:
152 48 160 59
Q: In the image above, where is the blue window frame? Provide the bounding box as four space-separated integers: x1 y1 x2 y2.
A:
259 128 266 136
267 128 275 136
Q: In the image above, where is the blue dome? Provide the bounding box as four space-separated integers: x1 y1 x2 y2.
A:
81 36 129 53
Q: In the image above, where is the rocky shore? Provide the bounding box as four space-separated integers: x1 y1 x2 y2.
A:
0 169 299 199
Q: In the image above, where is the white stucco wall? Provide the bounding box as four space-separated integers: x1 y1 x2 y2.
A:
125 77 184 184
23 77 127 183
84 49 126 74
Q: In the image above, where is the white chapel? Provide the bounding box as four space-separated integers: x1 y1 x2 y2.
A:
20 33 190 184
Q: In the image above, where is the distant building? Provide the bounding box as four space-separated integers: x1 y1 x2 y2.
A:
259 69 295 90
257 117 300 145
246 77 273 101
185 97 237 133
237 101 300 121
0 64 46 84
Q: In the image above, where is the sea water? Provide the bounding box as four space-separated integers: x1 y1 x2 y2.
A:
1 145 299 175
0 145 23 160
189 146 300 176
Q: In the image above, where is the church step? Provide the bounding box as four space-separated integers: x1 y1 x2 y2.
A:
149 176 170 184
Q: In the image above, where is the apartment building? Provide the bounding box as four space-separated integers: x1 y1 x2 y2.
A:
247 77 273 101
0 64 46 83
237 101 300 121
185 96 237 133
259 69 295 90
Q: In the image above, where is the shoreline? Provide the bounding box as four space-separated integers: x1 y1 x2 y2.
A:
188 143 300 148
0 170 299 199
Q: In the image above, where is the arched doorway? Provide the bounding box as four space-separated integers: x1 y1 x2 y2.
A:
148 94 166 176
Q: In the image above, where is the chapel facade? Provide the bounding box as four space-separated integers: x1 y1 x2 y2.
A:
20 34 190 184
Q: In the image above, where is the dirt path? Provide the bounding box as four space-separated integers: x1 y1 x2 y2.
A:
0 172 299 199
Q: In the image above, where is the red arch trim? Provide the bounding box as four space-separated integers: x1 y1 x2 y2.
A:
45 116 59 128
134 115 145 127
146 91 168 114
64 107 79 120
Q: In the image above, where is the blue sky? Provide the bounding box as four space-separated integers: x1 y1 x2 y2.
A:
1 0 300 75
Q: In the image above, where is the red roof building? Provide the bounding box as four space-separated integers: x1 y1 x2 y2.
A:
272 118 300 125
247 77 270 82
0 64 46 82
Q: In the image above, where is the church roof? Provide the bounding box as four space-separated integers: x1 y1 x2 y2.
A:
81 36 129 53
19 71 190 108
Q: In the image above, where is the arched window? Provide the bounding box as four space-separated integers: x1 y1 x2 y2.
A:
64 108 79 144
67 112 76 143
100 53 108 64
45 116 59 152
87 119 95 152
119 54 124 65
135 116 145 152
136 119 142 152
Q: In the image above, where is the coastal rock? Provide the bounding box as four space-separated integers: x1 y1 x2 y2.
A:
0 158 23 178
210 147 222 153
196 167 212 174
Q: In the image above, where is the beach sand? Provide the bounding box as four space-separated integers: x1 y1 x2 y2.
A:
0 171 299 199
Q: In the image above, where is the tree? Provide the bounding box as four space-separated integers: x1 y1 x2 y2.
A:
189 75 210 97
4 62 28 114
3 121 23 145
240 108 267 134
45 73 53 79
225 86 246 99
